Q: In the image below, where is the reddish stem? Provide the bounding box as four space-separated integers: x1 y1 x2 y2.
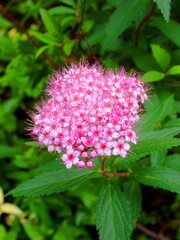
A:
101 156 132 178
0 3 59 70
135 3 156 48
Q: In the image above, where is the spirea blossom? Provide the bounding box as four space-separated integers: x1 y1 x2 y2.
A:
28 62 148 169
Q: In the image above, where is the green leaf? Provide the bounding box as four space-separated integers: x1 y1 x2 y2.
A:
163 154 180 171
166 65 180 75
141 71 165 82
96 182 132 240
133 167 180 194
124 181 141 223
63 40 76 56
35 45 51 58
23 222 43 240
49 6 76 15
40 9 59 37
150 150 166 166
9 168 95 197
59 0 76 8
150 44 170 70
113 128 180 169
153 0 171 22
103 0 149 49
30 31 58 45
82 20 94 33
24 141 41 148
158 94 174 122
0 145 21 159
152 18 180 47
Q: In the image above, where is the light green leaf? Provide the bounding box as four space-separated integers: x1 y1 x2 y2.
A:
141 71 165 82
166 65 180 75
49 6 75 15
63 40 76 56
150 44 170 70
152 18 180 47
59 0 76 8
103 0 149 49
9 168 95 197
30 31 58 45
40 9 59 37
23 223 43 240
82 20 94 33
124 181 141 223
153 0 171 22
133 167 180 194
96 182 132 240
164 119 180 128
35 45 51 58
24 141 41 147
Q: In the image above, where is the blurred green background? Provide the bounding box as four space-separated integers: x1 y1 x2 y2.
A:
0 0 180 239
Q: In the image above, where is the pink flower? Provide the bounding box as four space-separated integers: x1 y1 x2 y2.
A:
28 62 148 169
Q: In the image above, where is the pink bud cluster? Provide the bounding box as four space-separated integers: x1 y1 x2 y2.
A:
28 62 148 169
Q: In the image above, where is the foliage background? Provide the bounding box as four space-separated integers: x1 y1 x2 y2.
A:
0 0 180 239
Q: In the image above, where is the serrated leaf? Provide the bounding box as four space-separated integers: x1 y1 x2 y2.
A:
40 9 59 37
96 182 132 240
113 128 180 169
150 44 170 70
124 181 141 223
49 6 75 15
152 18 180 47
166 65 180 75
35 45 51 58
141 71 165 82
154 0 171 22
103 0 149 49
9 168 95 197
133 167 180 194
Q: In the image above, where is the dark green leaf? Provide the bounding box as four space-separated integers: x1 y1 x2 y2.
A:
124 181 141 223
150 150 166 166
152 18 180 47
133 167 180 194
103 0 149 49
96 181 132 240
9 168 95 197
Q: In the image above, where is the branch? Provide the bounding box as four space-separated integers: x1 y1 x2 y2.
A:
101 156 132 178
136 223 169 240
135 3 156 48
0 3 59 70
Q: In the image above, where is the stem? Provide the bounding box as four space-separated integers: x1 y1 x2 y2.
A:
101 156 132 178
135 3 156 48
0 3 59 70
136 223 169 240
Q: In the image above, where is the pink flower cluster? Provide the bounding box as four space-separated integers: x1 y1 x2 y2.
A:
28 62 148 169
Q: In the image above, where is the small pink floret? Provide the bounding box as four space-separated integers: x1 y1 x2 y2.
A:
28 62 148 169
